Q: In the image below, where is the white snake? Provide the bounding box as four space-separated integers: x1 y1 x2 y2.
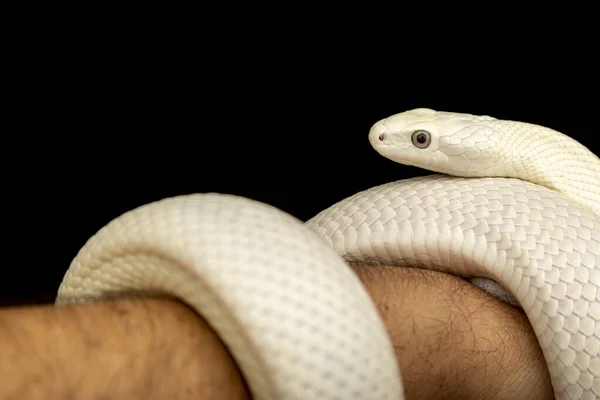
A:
56 108 600 399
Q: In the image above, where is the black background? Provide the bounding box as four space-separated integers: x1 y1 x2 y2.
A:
4 23 599 305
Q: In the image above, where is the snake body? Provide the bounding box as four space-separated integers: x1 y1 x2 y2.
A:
57 109 600 399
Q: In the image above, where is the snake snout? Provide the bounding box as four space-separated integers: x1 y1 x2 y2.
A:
369 122 388 146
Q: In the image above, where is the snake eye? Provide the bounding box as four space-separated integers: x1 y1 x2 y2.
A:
411 130 431 149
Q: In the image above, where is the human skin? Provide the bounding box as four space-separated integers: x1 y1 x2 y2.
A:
0 297 250 399
351 266 553 399
0 267 553 399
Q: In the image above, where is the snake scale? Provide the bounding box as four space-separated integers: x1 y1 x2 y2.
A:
56 108 600 399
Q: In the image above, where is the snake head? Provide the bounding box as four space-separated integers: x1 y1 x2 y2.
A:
369 108 501 176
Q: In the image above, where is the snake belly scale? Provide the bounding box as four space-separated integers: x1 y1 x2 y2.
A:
57 109 600 399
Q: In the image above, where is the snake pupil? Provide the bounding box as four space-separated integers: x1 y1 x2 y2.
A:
411 130 431 148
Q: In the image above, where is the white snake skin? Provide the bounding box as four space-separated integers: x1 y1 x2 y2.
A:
56 109 600 399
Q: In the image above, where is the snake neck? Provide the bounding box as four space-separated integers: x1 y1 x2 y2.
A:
487 119 600 215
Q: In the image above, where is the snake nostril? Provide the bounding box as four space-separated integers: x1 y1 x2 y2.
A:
378 134 384 141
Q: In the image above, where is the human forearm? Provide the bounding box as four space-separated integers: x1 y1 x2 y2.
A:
0 298 250 400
